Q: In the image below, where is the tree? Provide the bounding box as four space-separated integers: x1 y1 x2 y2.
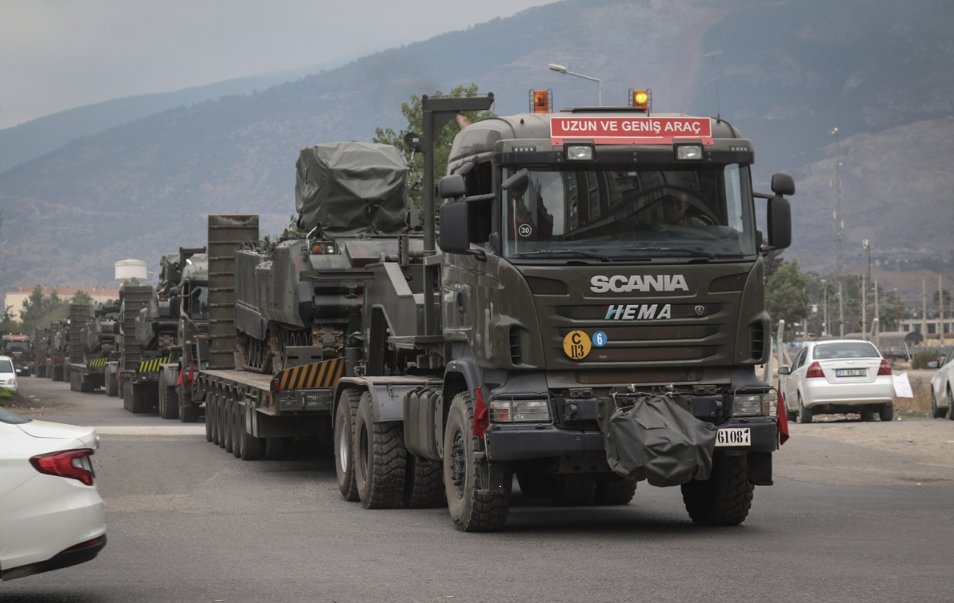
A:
71 290 93 305
373 83 494 213
18 286 69 334
765 260 811 341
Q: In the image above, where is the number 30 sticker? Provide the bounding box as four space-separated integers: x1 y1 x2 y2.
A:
562 330 592 360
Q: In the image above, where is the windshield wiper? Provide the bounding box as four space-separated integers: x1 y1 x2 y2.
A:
621 246 715 259
515 249 611 262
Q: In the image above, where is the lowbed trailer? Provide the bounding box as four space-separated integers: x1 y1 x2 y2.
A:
191 215 338 458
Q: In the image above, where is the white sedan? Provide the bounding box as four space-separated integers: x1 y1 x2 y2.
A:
930 347 954 420
0 407 106 581
778 339 895 423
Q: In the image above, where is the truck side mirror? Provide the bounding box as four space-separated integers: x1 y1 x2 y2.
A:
767 195 792 250
771 172 795 196
438 174 466 199
439 199 472 254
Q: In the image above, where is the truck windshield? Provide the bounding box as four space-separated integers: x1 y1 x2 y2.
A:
502 164 757 260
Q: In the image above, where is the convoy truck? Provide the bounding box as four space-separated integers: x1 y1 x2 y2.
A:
116 283 156 412
67 302 119 393
1 333 33 376
32 328 51 378
319 92 795 531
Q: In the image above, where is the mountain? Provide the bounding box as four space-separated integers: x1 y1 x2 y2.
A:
0 61 347 174
1 0 952 301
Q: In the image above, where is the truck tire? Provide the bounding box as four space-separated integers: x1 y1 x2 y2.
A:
354 393 406 509
404 454 446 508
594 477 638 506
106 372 119 397
159 383 179 420
681 454 753 526
179 393 200 423
204 393 214 442
223 396 234 454
213 394 224 446
130 383 149 414
237 405 264 461
334 389 362 501
443 392 511 532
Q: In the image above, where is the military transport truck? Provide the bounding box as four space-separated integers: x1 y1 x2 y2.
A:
193 142 418 459
67 301 119 393
116 283 156 412
155 247 208 421
1 333 33 376
323 92 794 531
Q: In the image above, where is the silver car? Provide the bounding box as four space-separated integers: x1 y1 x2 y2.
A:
778 339 895 423
930 347 954 420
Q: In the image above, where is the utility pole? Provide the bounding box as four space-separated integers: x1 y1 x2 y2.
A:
941 272 946 346
874 278 880 344
838 281 845 337
923 279 928 341
831 128 845 338
861 273 867 339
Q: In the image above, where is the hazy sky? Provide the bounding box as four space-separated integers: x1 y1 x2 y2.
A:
0 0 555 129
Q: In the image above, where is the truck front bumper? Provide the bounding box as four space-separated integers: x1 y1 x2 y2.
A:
484 416 778 462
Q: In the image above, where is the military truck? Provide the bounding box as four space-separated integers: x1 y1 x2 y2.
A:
319 92 794 531
1 333 33 376
48 321 69 381
154 247 209 421
116 283 156 412
192 142 417 458
66 301 120 393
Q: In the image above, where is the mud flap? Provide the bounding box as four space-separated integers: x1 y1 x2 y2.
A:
602 394 718 487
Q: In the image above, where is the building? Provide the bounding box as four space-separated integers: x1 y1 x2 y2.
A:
3 286 120 322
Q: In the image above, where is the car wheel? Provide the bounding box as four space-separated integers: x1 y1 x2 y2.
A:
948 387 954 422
797 394 812 424
860 409 875 422
879 402 894 422
931 388 945 419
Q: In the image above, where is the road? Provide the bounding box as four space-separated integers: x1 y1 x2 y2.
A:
3 376 954 602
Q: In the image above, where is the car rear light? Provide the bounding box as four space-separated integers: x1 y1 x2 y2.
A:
30 449 96 486
878 359 892 376
806 361 825 378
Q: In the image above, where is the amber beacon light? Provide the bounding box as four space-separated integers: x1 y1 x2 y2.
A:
629 88 652 112
530 88 552 113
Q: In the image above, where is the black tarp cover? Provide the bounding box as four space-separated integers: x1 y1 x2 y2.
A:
604 395 718 487
295 142 408 236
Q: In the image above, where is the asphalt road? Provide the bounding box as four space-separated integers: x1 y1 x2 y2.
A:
3 377 954 602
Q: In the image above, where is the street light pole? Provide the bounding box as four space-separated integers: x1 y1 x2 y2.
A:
548 63 602 106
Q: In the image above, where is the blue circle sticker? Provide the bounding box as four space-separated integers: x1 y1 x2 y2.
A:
592 330 608 347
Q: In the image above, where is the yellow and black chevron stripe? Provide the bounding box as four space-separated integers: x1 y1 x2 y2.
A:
88 358 108 369
138 357 171 374
274 357 345 392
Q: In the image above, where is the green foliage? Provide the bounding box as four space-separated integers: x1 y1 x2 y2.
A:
911 351 942 369
0 388 14 405
766 260 812 341
373 83 494 212
17 286 70 335
71 290 93 305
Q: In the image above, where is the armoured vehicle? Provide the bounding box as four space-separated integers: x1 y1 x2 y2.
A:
67 301 119 393
323 92 794 531
233 142 413 375
191 142 418 456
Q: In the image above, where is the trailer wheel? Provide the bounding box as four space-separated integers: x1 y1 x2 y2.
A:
443 392 511 532
681 454 753 526
404 454 446 508
354 392 406 509
231 402 243 458
334 389 362 501
213 392 224 447
594 477 638 506
223 395 234 454
204 392 214 442
237 405 264 461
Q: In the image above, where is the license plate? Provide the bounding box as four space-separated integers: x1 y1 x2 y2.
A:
715 427 751 447
835 368 866 377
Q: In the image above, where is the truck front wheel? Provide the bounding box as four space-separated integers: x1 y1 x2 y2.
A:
443 392 511 532
681 454 753 526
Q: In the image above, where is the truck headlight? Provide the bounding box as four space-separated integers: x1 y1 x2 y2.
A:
733 392 776 417
489 399 551 423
